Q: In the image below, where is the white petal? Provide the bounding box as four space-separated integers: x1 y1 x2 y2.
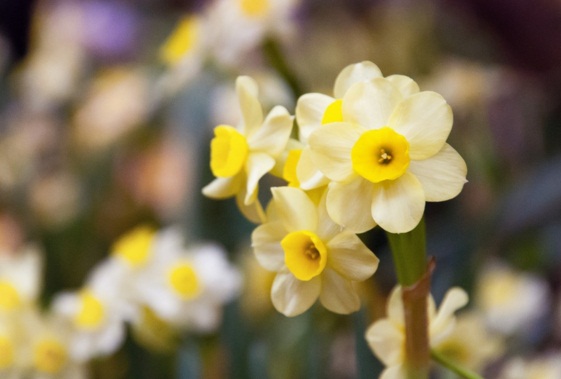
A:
333 61 383 98
385 75 420 97
235 190 265 223
326 231 379 281
296 93 334 142
308 122 364 182
248 105 293 156
389 91 453 160
430 287 468 343
380 365 407 379
342 78 402 130
271 187 317 231
271 268 320 317
365 319 405 366
315 188 342 240
202 176 242 199
371 173 425 234
386 286 404 322
326 179 377 233
408 144 467 202
236 76 263 136
297 147 330 190
96 319 126 356
251 221 287 271
319 268 360 314
244 153 275 205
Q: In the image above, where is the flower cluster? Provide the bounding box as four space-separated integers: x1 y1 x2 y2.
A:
0 227 240 377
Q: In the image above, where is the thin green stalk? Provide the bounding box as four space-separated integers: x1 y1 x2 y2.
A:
431 349 485 379
386 218 427 286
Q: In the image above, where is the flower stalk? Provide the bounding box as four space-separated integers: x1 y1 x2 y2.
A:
386 218 431 379
430 349 485 379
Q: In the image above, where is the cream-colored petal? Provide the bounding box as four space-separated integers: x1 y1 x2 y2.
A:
386 286 404 322
296 93 334 142
244 152 275 205
342 78 402 130
236 189 265 223
202 175 241 199
365 319 405 366
319 268 360 314
389 91 453 160
386 74 420 97
370 173 425 234
236 76 263 136
380 365 406 379
251 221 286 271
326 231 379 281
430 287 468 344
271 187 317 232
308 122 364 182
326 179 377 233
249 105 293 156
333 61 383 98
297 147 330 190
408 144 467 202
271 268 320 317
315 188 341 240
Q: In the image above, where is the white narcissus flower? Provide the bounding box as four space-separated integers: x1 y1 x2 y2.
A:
499 353 561 379
295 61 386 190
308 68 467 234
0 245 42 316
52 260 136 362
251 186 379 317
365 286 468 379
202 76 293 222
132 243 241 333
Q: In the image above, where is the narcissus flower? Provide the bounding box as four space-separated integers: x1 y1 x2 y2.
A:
202 76 293 222
251 186 379 317
365 286 468 379
308 71 467 233
294 61 386 190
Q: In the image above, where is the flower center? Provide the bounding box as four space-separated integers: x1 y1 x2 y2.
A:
351 127 410 183
210 125 249 178
239 0 270 17
281 230 327 281
0 336 14 369
321 99 343 125
167 262 200 300
159 15 200 66
112 226 156 268
283 149 302 187
33 338 68 374
0 281 21 311
74 290 105 330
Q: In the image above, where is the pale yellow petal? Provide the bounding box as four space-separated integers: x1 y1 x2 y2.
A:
251 221 286 271
308 122 364 182
386 286 404 322
271 187 317 231
326 232 379 281
408 144 467 202
244 152 275 205
297 147 329 190
315 188 341 240
236 76 263 135
342 78 402 130
326 179 377 233
235 192 265 224
201 176 241 199
385 75 420 98
366 319 405 366
319 268 360 314
333 61 383 98
271 268 320 317
371 172 425 234
430 287 468 344
296 93 334 142
389 91 453 160
380 365 407 379
248 105 293 156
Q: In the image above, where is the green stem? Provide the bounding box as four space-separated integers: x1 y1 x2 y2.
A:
386 218 427 286
431 349 485 379
262 37 304 99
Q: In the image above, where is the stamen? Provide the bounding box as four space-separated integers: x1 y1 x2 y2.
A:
378 148 392 163
304 245 319 260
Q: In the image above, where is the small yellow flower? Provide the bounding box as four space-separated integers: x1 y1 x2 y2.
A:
159 15 202 67
251 187 379 316
365 286 468 378
0 246 42 315
202 76 293 222
308 63 467 233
